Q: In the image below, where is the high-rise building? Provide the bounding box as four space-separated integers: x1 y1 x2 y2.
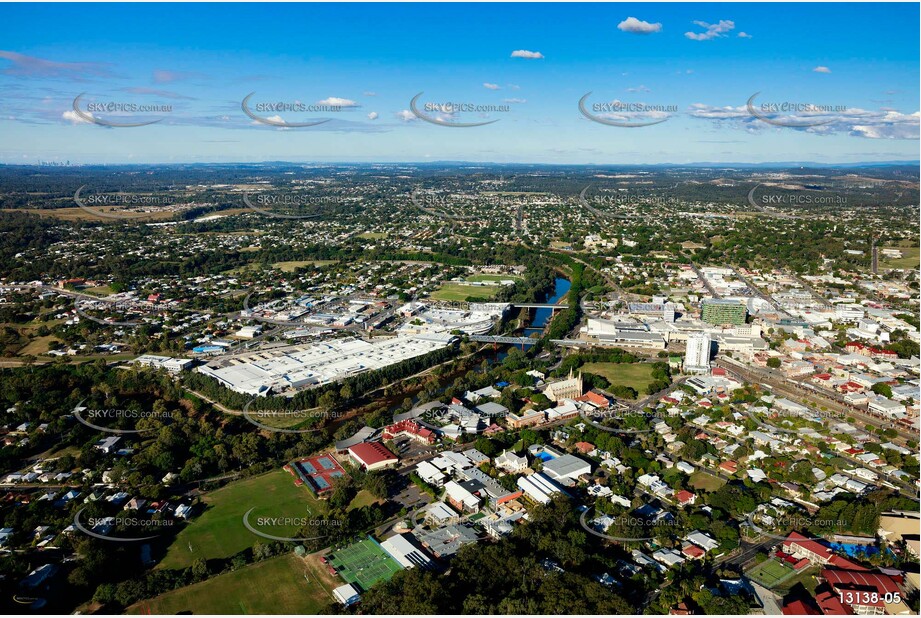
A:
684 333 712 373
701 299 747 325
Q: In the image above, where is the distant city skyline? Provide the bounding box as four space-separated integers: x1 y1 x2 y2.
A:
1 2 918 165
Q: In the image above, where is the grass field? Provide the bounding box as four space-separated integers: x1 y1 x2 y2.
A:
129 554 333 614
327 537 402 592
880 245 920 269
358 232 387 239
159 469 327 570
467 273 521 283
18 335 61 356
272 260 338 272
689 471 727 492
430 281 501 301
348 489 382 510
745 558 794 589
82 285 116 296
580 362 657 397
12 206 179 222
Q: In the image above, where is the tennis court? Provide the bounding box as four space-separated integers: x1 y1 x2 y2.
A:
745 558 794 589
327 536 403 591
286 453 348 495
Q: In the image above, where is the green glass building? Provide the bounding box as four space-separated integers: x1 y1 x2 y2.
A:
700 299 747 325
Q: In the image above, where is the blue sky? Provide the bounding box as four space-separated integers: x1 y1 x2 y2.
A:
0 2 918 164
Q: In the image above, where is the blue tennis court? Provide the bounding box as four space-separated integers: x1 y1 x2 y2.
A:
317 457 335 470
286 453 349 495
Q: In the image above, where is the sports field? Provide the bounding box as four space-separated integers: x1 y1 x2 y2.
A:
880 245 920 269
689 471 726 492
272 260 338 272
327 536 402 591
745 557 794 589
159 469 326 569
467 274 521 283
580 362 658 397
129 554 333 614
430 281 501 301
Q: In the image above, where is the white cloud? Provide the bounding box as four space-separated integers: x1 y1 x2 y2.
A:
62 109 91 124
813 66 832 74
317 97 359 107
507 84 520 90
483 83 501 90
367 111 378 120
627 85 650 93
738 32 752 39
363 91 377 96
848 111 920 139
510 50 544 59
617 17 662 34
685 20 735 41
396 110 416 122
690 102 920 139
503 98 527 104
688 103 749 120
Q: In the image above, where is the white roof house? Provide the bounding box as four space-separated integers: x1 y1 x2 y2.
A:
333 583 361 606
380 533 433 569
415 460 447 486
443 480 480 511
541 454 591 485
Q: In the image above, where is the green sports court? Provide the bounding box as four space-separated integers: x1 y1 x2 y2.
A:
745 558 794 589
327 536 403 592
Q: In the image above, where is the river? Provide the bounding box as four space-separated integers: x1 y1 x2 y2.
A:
523 276 571 336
